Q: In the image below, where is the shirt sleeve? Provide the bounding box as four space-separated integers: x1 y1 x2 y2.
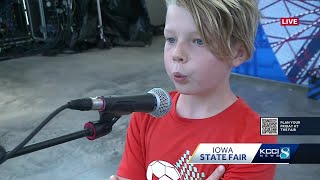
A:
117 112 146 180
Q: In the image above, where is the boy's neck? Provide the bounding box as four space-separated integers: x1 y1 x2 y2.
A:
176 85 238 119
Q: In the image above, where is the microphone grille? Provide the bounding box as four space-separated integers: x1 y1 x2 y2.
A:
148 88 172 117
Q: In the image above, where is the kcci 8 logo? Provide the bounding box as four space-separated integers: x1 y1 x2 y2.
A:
259 147 290 159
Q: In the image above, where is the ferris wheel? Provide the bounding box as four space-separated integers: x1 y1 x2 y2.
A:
259 0 320 84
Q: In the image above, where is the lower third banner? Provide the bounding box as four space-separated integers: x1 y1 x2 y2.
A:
189 144 320 164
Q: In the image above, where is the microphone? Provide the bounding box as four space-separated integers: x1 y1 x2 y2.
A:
67 88 172 117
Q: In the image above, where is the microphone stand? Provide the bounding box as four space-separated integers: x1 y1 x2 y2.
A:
0 112 121 163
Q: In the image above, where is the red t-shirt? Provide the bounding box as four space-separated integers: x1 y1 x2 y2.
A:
117 91 277 180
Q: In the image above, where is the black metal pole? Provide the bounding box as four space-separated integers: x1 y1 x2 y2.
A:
7 128 92 159
0 114 120 165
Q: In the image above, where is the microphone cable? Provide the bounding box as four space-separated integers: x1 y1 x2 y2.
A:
0 103 70 165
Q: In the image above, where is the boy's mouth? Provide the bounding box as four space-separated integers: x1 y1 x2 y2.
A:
173 72 188 83
173 72 187 78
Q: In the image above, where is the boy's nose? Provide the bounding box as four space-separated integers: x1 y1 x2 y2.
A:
172 47 187 63
173 55 186 63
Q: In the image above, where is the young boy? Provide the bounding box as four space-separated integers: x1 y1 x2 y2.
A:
111 0 277 179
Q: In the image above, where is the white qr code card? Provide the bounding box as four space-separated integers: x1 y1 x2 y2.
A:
260 117 279 135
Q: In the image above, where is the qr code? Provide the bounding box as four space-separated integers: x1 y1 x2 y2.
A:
261 118 278 135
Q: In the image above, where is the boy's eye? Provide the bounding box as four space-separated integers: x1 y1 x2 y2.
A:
194 39 204 46
166 37 176 44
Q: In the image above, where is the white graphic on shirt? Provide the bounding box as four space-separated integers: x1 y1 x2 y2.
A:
147 160 180 180
146 150 206 180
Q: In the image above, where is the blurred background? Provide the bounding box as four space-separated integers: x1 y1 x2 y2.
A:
0 0 319 179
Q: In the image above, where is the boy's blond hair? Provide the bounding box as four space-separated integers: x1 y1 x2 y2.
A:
165 0 260 61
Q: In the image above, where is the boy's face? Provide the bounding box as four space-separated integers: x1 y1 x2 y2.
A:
164 5 233 95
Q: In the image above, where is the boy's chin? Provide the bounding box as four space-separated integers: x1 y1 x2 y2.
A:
174 86 199 95
174 85 224 96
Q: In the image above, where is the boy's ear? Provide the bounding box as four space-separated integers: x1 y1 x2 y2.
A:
231 42 248 67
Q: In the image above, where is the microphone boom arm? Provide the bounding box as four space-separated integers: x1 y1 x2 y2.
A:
0 113 121 163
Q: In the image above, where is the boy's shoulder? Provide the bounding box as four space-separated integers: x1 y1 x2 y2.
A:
234 97 277 143
234 97 262 131
217 96 261 123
